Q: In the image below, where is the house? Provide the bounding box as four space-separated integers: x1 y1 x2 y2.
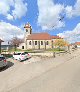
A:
75 42 80 48
18 23 62 50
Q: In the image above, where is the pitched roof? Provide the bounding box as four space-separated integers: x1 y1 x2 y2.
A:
75 42 80 45
27 33 52 40
51 36 62 39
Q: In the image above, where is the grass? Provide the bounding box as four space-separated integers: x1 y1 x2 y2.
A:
2 48 65 53
2 48 34 53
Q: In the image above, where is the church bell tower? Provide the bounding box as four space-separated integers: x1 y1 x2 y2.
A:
24 23 32 36
24 23 32 49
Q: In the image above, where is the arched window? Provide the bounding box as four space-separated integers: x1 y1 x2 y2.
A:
35 41 37 45
29 41 31 45
41 41 43 45
22 46 24 49
46 41 49 45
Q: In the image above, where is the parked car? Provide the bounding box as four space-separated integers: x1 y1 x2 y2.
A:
0 55 7 68
13 52 28 61
24 52 31 59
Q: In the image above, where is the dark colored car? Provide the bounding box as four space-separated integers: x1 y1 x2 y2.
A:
0 55 7 68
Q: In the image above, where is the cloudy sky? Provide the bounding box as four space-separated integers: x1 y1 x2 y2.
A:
0 0 80 43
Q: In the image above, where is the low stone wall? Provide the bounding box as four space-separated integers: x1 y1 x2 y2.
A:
29 50 76 57
1 48 78 58
30 52 54 57
29 52 66 57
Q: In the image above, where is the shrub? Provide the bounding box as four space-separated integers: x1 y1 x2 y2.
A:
1 54 13 58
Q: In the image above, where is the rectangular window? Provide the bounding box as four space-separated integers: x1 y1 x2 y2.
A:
35 41 37 45
41 41 43 45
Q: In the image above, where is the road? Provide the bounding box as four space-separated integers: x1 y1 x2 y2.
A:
0 49 80 92
8 50 80 92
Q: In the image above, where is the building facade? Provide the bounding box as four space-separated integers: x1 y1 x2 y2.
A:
18 23 62 50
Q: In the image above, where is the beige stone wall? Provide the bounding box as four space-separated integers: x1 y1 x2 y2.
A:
26 40 33 49
17 43 26 50
18 39 62 50
26 40 52 49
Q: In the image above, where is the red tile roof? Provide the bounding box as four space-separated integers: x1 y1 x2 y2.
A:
27 33 62 40
27 33 52 40
75 42 80 45
51 36 62 39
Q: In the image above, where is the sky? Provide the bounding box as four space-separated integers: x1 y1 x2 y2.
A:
0 0 80 44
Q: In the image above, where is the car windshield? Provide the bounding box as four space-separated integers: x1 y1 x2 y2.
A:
24 52 28 54
14 53 21 55
21 53 25 55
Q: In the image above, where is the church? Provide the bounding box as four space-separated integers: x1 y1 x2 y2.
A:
18 23 62 50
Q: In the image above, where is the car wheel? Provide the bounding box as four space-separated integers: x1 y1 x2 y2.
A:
19 58 22 62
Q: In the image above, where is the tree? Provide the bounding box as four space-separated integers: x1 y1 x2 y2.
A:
54 39 69 50
10 37 23 51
